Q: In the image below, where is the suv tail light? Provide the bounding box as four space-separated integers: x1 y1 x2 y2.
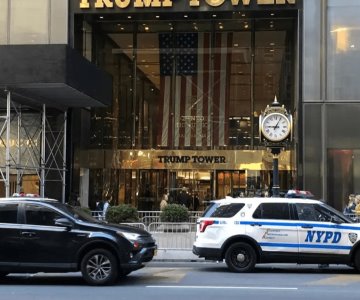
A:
199 220 214 232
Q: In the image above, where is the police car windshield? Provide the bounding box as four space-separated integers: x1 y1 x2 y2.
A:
320 202 354 223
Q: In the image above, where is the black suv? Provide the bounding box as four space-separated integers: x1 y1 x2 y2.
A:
0 197 157 285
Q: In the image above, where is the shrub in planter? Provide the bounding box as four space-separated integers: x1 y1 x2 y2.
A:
106 204 139 223
160 204 189 222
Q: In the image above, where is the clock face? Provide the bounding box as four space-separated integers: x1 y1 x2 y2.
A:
261 112 291 142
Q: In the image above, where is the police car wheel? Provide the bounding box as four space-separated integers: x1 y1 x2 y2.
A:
225 242 256 272
353 250 360 272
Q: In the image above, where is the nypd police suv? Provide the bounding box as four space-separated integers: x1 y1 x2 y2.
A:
193 196 360 272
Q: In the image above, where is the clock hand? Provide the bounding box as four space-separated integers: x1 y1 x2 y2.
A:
274 119 281 129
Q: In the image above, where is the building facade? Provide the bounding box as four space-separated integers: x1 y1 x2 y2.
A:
0 0 360 212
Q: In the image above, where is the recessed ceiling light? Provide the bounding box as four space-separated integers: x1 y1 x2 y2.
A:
127 15 132 19
99 16 104 19
212 14 217 18
184 14 188 18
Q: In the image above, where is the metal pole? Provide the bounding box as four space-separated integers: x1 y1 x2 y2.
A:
5 90 11 197
272 155 279 197
16 106 21 192
271 147 281 197
40 104 46 197
62 111 67 203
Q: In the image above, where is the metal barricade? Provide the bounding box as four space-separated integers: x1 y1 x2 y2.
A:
148 222 197 250
91 210 105 221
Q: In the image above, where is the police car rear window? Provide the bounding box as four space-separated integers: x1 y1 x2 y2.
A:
253 203 291 220
202 203 245 218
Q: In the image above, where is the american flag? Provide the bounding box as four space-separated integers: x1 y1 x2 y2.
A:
158 32 232 148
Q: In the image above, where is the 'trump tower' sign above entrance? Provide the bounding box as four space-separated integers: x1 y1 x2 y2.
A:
79 0 297 10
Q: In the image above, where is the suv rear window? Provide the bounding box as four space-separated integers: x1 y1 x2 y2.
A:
202 203 245 218
253 203 291 220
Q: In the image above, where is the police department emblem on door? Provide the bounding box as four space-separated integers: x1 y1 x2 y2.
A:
349 233 358 244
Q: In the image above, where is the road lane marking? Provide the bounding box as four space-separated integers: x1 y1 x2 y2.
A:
147 285 298 290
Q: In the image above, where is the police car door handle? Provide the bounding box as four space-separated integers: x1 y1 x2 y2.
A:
250 223 262 227
301 225 313 229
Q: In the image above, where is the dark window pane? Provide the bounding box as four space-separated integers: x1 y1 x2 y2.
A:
210 203 245 218
25 204 61 226
253 203 290 220
295 203 318 221
0 203 18 223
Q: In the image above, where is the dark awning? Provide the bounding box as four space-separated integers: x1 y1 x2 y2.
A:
0 45 112 110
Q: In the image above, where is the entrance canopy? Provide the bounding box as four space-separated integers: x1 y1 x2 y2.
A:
0 44 112 110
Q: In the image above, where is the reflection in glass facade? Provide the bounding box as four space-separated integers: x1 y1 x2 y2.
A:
303 0 360 211
73 14 296 209
81 18 295 151
0 0 68 45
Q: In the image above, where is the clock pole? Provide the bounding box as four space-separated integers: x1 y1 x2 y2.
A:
270 147 281 197
259 96 292 197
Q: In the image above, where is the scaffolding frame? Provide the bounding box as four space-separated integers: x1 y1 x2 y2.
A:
0 90 67 202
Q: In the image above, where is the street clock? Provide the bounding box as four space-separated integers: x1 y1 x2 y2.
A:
259 96 292 144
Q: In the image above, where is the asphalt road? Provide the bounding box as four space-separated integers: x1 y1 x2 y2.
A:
1 262 360 300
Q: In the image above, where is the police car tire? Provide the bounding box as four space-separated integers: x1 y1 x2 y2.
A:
225 242 256 273
353 250 360 271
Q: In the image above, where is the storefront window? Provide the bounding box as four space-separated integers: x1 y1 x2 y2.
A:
73 13 297 207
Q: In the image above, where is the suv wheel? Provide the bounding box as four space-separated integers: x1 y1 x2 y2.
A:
225 242 256 272
81 249 118 285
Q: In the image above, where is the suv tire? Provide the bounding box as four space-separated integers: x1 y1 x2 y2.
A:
81 248 119 286
225 242 256 272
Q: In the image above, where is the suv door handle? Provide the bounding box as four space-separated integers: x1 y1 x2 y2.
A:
301 225 313 229
21 231 36 237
